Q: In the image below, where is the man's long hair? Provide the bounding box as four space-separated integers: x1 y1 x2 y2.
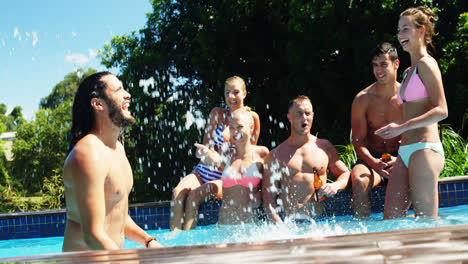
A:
69 71 112 152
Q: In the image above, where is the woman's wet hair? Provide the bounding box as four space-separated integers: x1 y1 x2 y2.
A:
401 6 438 53
69 71 113 151
370 42 398 62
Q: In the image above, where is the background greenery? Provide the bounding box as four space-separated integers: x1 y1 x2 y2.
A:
0 0 466 212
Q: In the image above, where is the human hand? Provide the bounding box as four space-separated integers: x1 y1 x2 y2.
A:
374 122 405 139
147 239 163 248
318 182 339 198
373 156 397 179
194 143 210 160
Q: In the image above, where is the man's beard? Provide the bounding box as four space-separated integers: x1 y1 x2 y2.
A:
103 97 135 128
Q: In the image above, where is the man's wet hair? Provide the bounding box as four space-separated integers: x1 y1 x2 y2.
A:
370 42 398 62
69 71 113 151
288 95 313 112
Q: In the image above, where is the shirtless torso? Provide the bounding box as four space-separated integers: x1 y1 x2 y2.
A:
218 145 269 225
264 135 350 222
62 73 161 251
354 83 402 154
263 97 349 223
62 135 133 251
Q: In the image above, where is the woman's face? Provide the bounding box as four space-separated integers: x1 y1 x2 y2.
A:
397 16 423 51
224 81 246 110
229 113 252 144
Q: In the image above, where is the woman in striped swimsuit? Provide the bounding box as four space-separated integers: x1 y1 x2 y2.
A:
170 76 261 231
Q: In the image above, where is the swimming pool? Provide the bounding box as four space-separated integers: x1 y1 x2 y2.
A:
2 204 468 259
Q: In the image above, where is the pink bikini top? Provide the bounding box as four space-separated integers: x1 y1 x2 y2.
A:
222 162 262 188
397 66 428 104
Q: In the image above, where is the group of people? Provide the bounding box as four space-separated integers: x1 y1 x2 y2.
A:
61 6 447 252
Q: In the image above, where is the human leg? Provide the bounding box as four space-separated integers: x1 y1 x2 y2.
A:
183 179 222 230
384 156 411 219
170 172 202 231
351 164 381 218
408 149 444 218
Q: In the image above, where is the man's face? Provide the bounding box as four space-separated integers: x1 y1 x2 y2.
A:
372 53 399 84
287 100 313 136
101 75 135 128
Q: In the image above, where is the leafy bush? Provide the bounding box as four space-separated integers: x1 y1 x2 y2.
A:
42 169 65 209
10 101 72 193
0 185 42 213
440 124 468 178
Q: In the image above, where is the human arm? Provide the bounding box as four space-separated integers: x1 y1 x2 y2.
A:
375 58 448 139
261 150 283 224
194 143 222 166
124 215 163 248
351 92 391 177
318 140 351 198
249 146 270 208
250 111 261 145
71 145 120 250
202 107 224 146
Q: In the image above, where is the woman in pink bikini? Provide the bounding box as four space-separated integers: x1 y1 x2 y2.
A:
195 109 269 225
375 6 448 219
170 76 261 231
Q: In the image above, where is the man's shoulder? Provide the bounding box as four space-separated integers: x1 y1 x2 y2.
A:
354 83 376 103
69 135 104 164
266 139 289 160
314 137 336 153
65 135 109 180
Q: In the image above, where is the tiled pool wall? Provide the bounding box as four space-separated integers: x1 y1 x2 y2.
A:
1 176 467 240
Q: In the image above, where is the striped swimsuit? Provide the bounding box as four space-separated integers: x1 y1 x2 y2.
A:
194 114 228 183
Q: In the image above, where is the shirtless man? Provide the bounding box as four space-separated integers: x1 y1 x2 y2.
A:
262 96 350 223
62 72 162 251
350 42 402 218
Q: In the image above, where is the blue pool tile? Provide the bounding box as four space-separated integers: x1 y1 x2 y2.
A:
128 208 136 216
149 208 157 215
464 191 468 198
449 192 456 199
448 183 455 191
449 200 457 206
440 192 448 200
456 183 464 191
439 184 447 192
457 191 464 199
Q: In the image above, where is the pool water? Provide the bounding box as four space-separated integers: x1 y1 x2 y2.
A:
1 205 468 259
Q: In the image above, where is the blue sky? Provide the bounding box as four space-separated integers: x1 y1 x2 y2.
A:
0 0 152 120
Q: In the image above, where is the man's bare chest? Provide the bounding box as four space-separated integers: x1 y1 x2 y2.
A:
103 157 133 201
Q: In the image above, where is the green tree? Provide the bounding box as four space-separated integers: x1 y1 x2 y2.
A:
0 104 6 115
8 69 98 193
101 0 467 201
9 106 24 128
11 102 72 192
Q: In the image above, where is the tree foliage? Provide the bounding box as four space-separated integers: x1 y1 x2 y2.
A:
10 69 96 193
11 102 72 192
101 0 467 202
0 104 24 132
